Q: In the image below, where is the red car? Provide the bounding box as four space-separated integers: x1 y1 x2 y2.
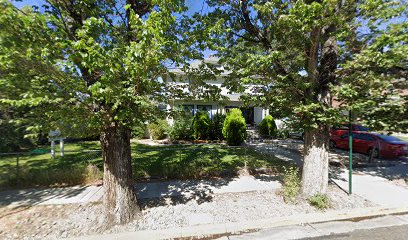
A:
330 124 369 137
329 132 408 158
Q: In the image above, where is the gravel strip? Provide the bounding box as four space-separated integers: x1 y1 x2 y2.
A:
0 183 375 240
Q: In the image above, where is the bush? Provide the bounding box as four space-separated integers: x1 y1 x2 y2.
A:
308 194 330 210
193 111 210 140
209 114 226 140
258 115 277 138
169 112 194 141
148 120 169 140
281 167 301 203
222 109 247 146
132 123 148 139
276 128 289 139
0 119 35 152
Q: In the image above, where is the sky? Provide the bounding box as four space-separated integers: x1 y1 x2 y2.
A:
12 0 208 15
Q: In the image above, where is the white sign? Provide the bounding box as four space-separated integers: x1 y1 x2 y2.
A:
48 130 65 158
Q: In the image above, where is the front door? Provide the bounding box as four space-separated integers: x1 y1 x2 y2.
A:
241 107 254 124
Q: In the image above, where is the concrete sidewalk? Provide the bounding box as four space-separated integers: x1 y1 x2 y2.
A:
0 175 281 207
331 168 408 208
226 212 408 240
0 185 104 206
2 163 407 209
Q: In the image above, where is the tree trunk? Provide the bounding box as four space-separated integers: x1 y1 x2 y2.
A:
100 125 140 225
301 126 329 197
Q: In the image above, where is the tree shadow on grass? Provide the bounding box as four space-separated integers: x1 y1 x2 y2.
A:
132 145 253 180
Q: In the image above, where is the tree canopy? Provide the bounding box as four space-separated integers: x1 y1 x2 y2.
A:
0 0 196 224
192 0 407 131
190 0 407 195
0 0 192 137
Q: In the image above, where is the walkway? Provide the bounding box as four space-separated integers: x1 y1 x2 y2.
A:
250 139 408 208
331 167 408 208
0 175 281 207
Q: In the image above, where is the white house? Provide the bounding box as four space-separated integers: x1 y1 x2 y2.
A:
165 56 269 125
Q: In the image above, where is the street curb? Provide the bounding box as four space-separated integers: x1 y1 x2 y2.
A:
71 206 408 240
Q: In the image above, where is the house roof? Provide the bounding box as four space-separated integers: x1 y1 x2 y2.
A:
168 56 232 76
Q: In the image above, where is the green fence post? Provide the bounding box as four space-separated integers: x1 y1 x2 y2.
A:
348 111 353 195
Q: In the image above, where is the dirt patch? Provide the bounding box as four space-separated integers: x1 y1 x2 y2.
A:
0 182 375 240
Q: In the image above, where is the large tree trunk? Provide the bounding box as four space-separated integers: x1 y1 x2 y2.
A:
301 126 330 197
100 125 139 225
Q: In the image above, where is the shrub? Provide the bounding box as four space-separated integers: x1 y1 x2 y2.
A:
258 115 277 138
222 109 247 146
193 111 210 140
281 167 301 203
0 119 35 152
308 194 330 210
148 120 169 140
169 112 194 141
132 123 147 139
276 128 289 139
209 114 226 140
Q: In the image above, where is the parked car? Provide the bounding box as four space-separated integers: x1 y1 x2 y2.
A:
288 131 304 140
329 132 408 158
287 123 368 141
330 124 369 137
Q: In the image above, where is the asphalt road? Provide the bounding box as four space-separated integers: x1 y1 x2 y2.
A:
302 224 408 240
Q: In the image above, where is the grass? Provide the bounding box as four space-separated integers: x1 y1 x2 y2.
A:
0 141 102 189
0 141 291 189
280 167 301 203
308 194 330 210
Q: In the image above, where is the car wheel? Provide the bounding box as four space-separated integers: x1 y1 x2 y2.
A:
368 148 379 158
329 140 336 149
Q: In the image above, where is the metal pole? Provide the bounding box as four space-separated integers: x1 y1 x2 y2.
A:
51 140 56 159
60 139 64 157
348 110 353 194
16 154 20 185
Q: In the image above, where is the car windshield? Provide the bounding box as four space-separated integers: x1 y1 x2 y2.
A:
377 135 403 142
355 125 369 131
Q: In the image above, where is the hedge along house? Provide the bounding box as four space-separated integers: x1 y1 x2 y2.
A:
165 56 269 126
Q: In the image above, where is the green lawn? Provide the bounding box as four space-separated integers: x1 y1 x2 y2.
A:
0 141 291 189
0 141 102 189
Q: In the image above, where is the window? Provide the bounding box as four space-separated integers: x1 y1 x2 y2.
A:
179 104 194 116
333 124 349 130
360 134 375 141
378 135 402 142
353 125 369 131
354 133 363 140
341 133 357 139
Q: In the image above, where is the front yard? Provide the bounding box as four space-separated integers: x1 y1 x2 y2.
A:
0 141 291 189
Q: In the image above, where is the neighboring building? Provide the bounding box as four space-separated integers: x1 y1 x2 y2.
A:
166 56 269 125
